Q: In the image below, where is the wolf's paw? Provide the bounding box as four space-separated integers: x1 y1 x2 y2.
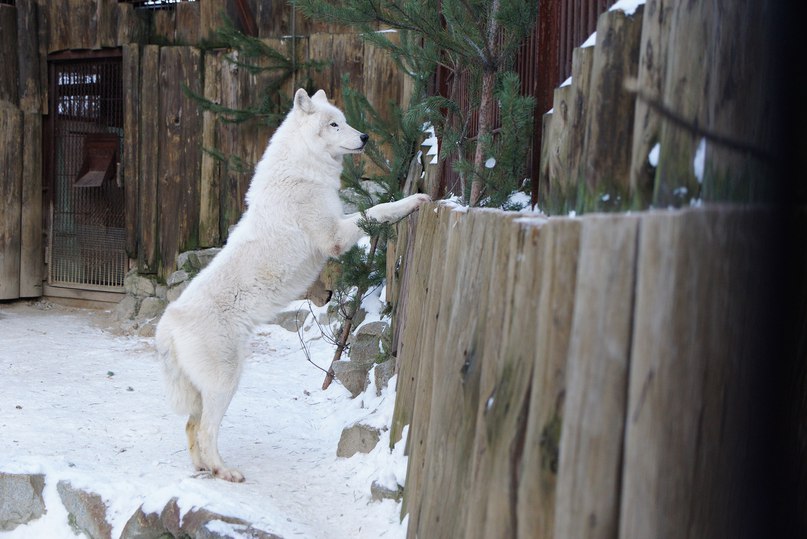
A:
213 466 245 483
405 193 431 211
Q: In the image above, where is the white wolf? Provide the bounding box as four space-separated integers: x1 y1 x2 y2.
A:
155 88 430 482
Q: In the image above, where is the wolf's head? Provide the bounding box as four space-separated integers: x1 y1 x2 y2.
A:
292 88 368 158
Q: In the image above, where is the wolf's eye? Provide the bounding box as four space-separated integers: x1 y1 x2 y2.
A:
329 122 338 128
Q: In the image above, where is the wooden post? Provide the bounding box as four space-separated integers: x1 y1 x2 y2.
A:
138 45 160 273
199 51 222 247
627 0 671 208
517 217 581 539
0 4 18 104
400 207 454 534
19 113 43 298
464 215 540 539
580 8 644 211
123 44 141 260
0 102 23 299
619 208 774 539
554 214 639 539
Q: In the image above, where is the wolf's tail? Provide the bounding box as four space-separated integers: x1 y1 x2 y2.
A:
155 317 202 416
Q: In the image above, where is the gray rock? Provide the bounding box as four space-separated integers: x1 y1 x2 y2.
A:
331 360 369 398
337 423 381 457
0 473 46 531
114 295 139 322
155 284 168 300
348 321 389 368
137 322 157 338
124 271 157 298
57 480 113 539
166 281 188 303
177 248 221 274
137 297 166 320
373 359 396 396
270 308 309 333
119 504 163 539
166 269 189 288
370 480 404 502
146 497 281 539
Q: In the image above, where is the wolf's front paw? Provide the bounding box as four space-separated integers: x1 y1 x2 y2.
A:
214 466 245 483
406 193 431 211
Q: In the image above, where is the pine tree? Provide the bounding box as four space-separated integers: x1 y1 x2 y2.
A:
297 0 538 207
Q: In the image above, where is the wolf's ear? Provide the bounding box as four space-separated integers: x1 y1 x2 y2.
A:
294 88 314 115
312 89 328 103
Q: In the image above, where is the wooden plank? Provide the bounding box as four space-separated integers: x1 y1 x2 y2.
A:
0 5 18 104
400 205 457 532
553 214 639 539
122 44 140 259
652 2 710 207
363 33 401 125
413 209 498 539
199 51 222 247
15 0 41 113
566 45 594 206
627 0 672 208
308 33 334 96
138 45 160 273
329 34 364 109
69 0 96 50
154 9 177 44
158 46 202 277
19 113 43 298
46 0 69 53
391 205 439 444
0 102 23 299
96 0 117 48
580 8 644 211
464 214 536 539
619 208 773 539
517 217 581 539
175 0 201 45
546 85 572 211
116 3 148 46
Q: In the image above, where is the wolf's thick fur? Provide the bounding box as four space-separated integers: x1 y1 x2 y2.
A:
155 89 429 482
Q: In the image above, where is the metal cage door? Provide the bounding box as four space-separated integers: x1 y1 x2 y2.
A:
48 55 126 291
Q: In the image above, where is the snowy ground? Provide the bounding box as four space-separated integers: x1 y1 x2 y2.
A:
0 298 408 539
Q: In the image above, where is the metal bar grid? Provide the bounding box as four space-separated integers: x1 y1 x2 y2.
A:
49 57 126 290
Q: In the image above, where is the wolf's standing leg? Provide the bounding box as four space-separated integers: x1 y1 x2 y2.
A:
197 388 244 482
185 413 204 471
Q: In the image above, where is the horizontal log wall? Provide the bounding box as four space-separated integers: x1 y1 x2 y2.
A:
390 203 778 539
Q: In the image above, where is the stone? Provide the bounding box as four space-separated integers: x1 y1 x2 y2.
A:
113 295 139 322
137 297 166 320
331 360 369 398
119 504 164 539
177 248 221 274
137 322 157 338
166 281 188 303
373 359 396 396
270 308 309 333
150 498 281 539
166 269 189 288
337 423 381 457
348 321 389 368
57 480 113 539
124 271 157 298
0 473 46 531
370 480 404 502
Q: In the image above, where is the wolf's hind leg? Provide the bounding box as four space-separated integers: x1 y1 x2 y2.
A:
185 413 204 471
197 388 244 482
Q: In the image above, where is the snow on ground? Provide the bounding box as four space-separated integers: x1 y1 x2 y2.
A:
0 299 407 539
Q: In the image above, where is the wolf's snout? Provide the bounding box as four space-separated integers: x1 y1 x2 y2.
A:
360 133 369 145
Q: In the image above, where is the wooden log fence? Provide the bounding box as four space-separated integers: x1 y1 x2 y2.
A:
389 203 777 539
